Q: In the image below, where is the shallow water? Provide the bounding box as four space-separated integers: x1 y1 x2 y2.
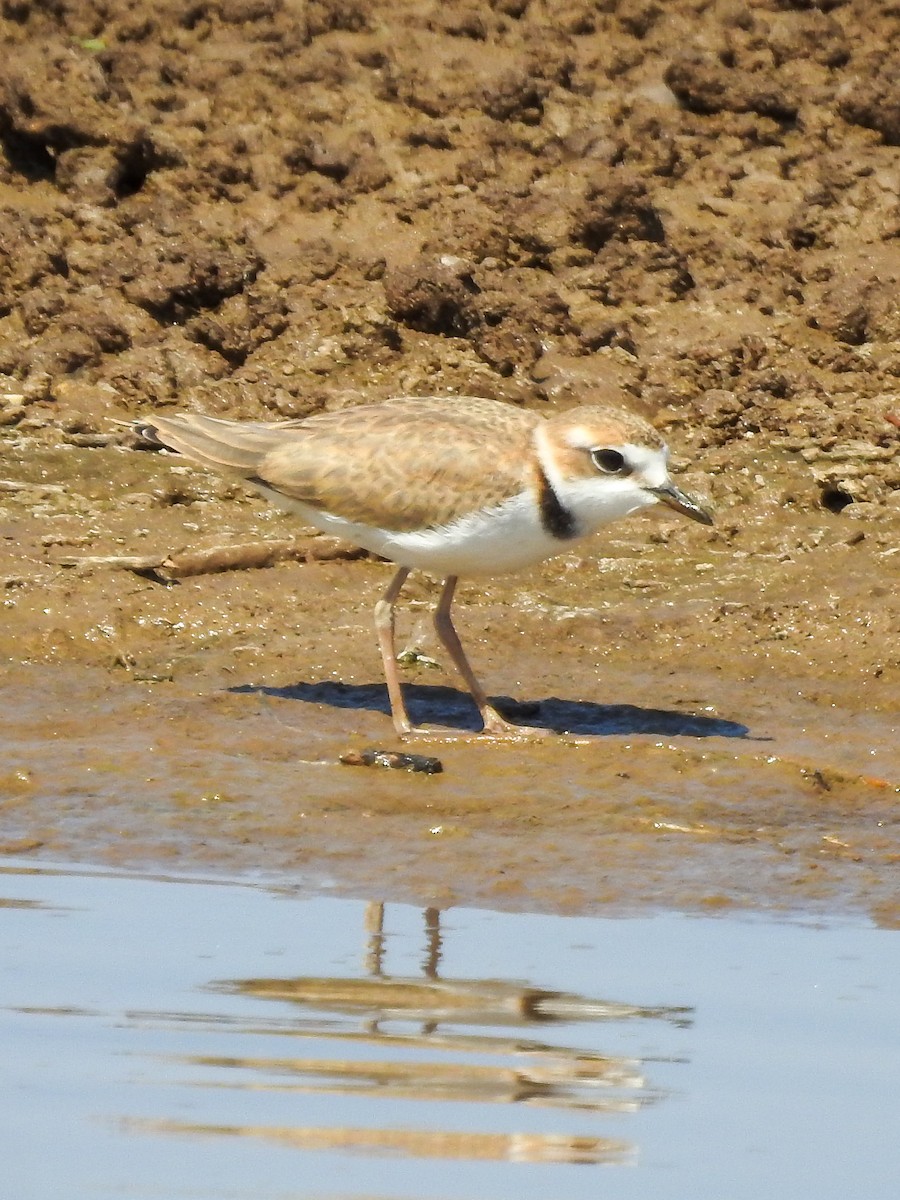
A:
1 860 897 1199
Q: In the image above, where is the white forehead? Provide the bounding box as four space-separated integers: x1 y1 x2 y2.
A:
559 439 670 491
539 419 673 489
623 441 671 487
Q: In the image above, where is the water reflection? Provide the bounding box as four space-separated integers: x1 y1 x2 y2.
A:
2 863 897 1200
145 902 690 1165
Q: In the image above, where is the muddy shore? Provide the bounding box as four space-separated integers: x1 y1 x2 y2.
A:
1 1 898 921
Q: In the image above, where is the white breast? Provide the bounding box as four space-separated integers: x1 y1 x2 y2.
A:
258 487 567 577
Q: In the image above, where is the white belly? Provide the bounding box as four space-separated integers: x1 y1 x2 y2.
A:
263 489 567 577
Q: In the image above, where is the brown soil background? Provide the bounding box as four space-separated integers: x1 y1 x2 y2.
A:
0 0 898 921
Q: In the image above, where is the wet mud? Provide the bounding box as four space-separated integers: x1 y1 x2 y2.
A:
0 1 898 920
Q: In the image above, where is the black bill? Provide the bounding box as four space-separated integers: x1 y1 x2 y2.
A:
649 482 714 526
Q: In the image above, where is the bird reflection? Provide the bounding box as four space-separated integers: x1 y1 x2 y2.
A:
364 902 442 1035
148 903 692 1166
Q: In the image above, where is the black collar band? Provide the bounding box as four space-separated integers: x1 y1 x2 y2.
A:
536 462 577 540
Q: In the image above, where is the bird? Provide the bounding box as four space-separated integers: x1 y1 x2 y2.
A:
138 395 713 738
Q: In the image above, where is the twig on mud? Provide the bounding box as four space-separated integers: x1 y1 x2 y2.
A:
165 538 369 577
0 479 66 493
885 412 900 430
56 553 170 575
62 431 120 448
55 537 370 582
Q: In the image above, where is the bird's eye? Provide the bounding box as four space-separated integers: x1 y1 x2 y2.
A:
591 448 630 475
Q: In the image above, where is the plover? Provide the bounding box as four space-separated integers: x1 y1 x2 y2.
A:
139 395 712 737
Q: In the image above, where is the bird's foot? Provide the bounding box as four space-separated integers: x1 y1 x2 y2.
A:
479 706 557 740
393 705 558 742
396 726 554 743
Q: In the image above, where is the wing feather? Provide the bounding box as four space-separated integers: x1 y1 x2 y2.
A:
256 397 538 532
143 398 539 532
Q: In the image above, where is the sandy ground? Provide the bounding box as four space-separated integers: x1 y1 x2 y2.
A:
0 1 898 921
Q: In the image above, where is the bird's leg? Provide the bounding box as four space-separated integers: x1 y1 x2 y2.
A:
433 576 547 737
373 565 415 735
375 569 552 740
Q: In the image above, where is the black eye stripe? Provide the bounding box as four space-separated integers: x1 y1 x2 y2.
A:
591 448 630 475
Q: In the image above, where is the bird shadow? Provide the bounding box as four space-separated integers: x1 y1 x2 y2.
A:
230 681 752 740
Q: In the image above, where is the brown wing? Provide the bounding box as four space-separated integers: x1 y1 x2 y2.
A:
257 396 539 531
140 413 304 472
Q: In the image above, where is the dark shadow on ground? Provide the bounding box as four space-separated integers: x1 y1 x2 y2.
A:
231 681 751 739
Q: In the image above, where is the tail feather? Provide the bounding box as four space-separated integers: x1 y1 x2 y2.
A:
139 414 290 475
